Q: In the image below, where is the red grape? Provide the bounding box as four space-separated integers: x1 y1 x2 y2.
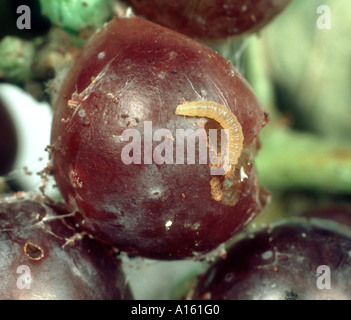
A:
190 218 351 300
0 98 17 175
123 0 292 39
0 194 133 300
50 17 270 259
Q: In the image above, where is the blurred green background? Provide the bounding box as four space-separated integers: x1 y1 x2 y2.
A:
243 0 351 223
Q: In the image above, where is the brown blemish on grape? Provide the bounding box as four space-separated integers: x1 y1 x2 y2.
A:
208 164 242 206
210 177 223 201
24 242 44 261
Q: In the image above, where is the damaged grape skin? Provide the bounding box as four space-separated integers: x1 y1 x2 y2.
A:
50 17 270 260
0 195 133 300
123 0 292 40
189 219 351 300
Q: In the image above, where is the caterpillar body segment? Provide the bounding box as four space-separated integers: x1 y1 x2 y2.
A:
176 101 244 175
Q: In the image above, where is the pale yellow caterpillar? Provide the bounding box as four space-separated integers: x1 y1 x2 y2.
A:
175 100 244 176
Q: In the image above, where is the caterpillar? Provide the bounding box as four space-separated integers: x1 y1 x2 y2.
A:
175 100 244 176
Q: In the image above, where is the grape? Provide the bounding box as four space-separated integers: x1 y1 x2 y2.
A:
0 194 133 300
0 98 17 175
189 218 351 300
304 206 351 230
123 0 292 39
50 17 270 259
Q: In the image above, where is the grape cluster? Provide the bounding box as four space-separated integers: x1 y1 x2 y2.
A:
2 0 348 301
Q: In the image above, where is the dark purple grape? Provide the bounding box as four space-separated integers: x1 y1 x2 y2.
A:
0 194 133 300
123 0 292 39
190 218 351 300
304 205 351 230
